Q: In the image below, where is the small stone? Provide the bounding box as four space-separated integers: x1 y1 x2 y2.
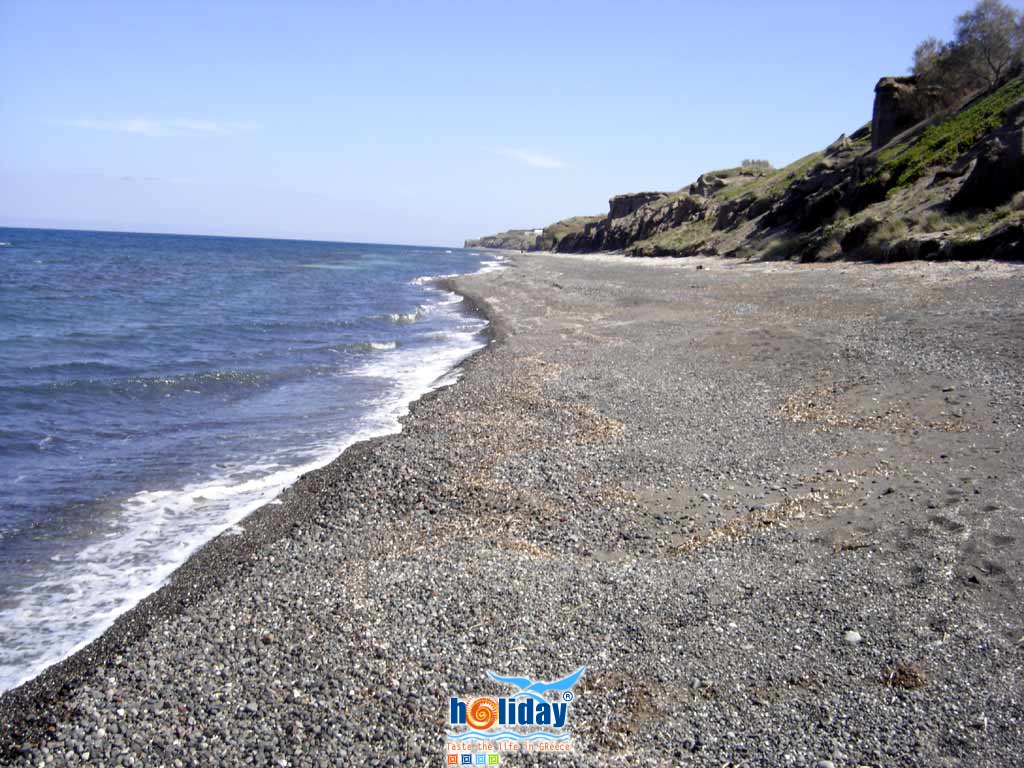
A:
843 630 863 645
816 761 836 768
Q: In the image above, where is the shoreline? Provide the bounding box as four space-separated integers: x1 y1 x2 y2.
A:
3 252 1023 766
0 269 505 756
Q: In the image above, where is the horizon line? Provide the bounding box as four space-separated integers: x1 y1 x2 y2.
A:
0 223 466 251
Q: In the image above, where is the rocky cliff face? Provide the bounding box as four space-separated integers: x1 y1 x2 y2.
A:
464 229 541 251
608 192 668 219
469 76 1024 263
952 98 1024 211
532 165 779 254
871 76 922 150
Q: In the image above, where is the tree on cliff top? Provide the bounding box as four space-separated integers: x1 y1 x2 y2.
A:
955 0 1023 85
912 0 1022 110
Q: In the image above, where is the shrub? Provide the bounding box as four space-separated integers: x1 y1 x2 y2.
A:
920 210 946 232
740 159 774 174
863 219 910 259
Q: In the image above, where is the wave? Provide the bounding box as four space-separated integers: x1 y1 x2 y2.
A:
0 454 335 692
410 272 458 287
387 311 419 324
35 434 64 451
0 296 489 694
0 244 496 694
0 368 278 400
353 327 485 387
478 258 507 274
24 361 137 376
379 304 431 324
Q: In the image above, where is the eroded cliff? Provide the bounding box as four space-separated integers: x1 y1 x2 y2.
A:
467 73 1024 261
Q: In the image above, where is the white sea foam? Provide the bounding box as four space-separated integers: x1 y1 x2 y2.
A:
0 284 488 694
410 272 458 287
387 310 420 324
477 254 508 274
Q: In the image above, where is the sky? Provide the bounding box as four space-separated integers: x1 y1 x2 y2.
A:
0 0 993 246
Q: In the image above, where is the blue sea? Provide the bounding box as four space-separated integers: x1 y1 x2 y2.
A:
0 227 501 692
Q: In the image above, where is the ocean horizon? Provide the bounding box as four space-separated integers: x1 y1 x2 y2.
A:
0 226 501 693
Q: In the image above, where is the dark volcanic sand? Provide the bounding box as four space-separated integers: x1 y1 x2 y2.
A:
2 253 1023 767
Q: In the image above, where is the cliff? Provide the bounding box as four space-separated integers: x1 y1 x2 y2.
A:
464 229 542 251
467 74 1024 261
872 76 922 150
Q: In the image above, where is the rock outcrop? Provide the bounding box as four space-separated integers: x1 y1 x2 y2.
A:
541 194 707 253
871 76 921 150
464 229 542 251
689 173 727 197
951 99 1024 211
608 192 667 219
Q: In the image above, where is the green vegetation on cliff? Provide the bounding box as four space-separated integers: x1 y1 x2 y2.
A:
877 77 1024 189
542 215 604 249
631 218 713 257
712 151 825 203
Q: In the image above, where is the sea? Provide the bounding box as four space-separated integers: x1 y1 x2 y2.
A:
0 227 501 693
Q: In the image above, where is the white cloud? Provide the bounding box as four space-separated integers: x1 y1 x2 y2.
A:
67 118 260 137
496 148 567 169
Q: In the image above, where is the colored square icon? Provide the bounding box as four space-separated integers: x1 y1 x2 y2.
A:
475 755 487 765
488 755 500 765
461 755 472 765
446 755 458 765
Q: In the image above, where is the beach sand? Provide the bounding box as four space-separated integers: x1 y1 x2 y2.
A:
2 253 1023 766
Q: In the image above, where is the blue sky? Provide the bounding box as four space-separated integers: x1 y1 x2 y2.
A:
0 0 988 246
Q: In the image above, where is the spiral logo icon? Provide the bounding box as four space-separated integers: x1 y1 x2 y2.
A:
466 697 499 730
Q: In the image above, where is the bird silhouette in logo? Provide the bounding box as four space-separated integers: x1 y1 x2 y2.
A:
486 666 586 702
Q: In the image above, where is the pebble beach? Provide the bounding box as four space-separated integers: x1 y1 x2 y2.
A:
2 252 1023 767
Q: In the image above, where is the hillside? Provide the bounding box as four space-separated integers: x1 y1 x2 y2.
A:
464 228 543 251
468 73 1024 261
